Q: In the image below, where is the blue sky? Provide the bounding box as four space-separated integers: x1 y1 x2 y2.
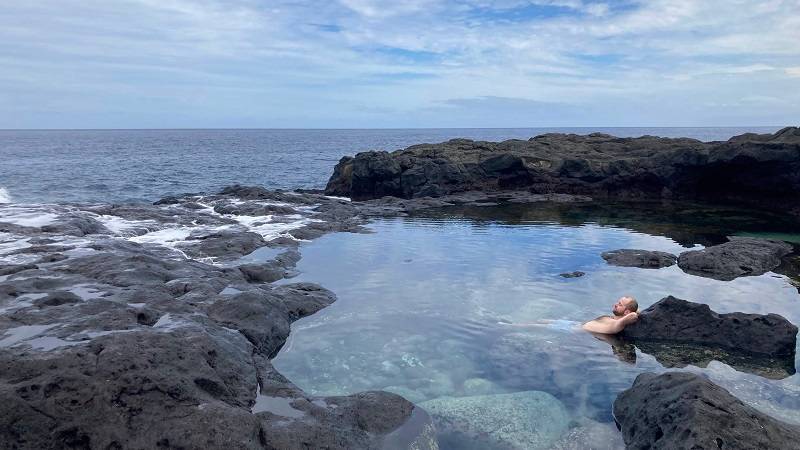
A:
1 0 798 128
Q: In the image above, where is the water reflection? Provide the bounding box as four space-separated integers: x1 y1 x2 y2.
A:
591 333 795 380
273 201 800 448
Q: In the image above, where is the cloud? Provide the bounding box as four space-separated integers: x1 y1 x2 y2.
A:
0 0 798 128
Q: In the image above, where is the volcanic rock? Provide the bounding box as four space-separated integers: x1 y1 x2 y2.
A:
677 236 794 281
326 128 800 215
601 249 677 268
621 296 797 357
613 372 800 450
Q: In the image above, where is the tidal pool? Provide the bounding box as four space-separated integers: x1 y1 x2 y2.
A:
273 202 800 449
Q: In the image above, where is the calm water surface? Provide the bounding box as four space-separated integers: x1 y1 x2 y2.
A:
273 202 800 449
0 127 781 204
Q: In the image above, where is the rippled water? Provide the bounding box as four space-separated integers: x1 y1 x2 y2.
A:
273 202 800 449
0 127 780 204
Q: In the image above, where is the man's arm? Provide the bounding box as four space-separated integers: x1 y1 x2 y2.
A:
582 313 638 335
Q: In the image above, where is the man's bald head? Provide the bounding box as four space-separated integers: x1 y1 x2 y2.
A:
613 296 638 316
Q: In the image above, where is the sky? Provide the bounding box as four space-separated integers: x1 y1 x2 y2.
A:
1 0 798 128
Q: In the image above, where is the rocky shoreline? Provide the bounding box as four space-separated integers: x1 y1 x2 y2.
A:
0 188 439 449
2 127 800 449
326 127 800 217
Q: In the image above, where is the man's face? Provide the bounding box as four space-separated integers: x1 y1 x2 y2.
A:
612 297 630 316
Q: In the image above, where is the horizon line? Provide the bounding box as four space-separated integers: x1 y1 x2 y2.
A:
0 125 790 132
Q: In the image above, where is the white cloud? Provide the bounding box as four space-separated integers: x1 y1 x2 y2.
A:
0 0 798 127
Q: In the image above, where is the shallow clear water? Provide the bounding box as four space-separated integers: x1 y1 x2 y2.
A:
0 127 780 204
273 202 800 449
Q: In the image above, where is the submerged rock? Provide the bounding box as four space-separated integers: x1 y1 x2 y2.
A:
677 236 794 281
600 249 677 269
621 296 797 358
613 372 800 450
632 340 796 380
420 391 569 450
559 271 585 278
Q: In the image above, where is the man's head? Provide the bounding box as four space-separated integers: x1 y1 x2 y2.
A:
612 296 638 316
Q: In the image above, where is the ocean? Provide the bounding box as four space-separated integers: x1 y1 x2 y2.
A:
0 127 782 204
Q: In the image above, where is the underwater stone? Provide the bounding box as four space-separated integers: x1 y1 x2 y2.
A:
419 391 570 450
461 378 508 397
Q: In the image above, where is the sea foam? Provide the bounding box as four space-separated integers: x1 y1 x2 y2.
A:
0 188 12 204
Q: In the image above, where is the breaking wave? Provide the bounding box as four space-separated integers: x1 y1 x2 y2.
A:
0 188 12 204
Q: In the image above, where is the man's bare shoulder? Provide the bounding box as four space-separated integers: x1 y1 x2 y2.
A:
588 315 614 323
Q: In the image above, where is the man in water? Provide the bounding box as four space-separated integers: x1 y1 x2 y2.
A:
502 295 640 335
581 296 639 334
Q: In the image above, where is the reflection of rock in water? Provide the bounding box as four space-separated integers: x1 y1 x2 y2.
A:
419 391 569 450
591 331 796 380
413 200 800 248
633 340 796 380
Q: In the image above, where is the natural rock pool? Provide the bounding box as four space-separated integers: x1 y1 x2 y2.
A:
273 202 800 449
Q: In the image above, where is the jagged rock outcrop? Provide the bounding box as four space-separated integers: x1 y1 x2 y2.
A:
601 249 677 268
613 372 800 450
677 236 794 281
621 296 797 358
326 127 800 215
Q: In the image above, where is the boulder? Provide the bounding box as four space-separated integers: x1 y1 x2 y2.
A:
420 391 569 450
179 230 268 260
621 296 797 357
677 236 794 281
601 249 677 268
613 372 800 450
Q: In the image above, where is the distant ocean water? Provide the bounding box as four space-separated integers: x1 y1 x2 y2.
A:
0 127 782 204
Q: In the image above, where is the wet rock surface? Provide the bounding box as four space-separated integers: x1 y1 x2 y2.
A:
677 236 794 281
559 271 585 278
0 187 436 449
622 296 798 357
601 249 677 269
613 372 800 450
326 128 800 215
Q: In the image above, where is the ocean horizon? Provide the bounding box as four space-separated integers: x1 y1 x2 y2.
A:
0 126 784 205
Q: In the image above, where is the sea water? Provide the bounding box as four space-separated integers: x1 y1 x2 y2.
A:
0 127 781 204
272 202 800 449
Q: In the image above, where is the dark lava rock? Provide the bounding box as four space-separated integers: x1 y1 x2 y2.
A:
179 231 268 260
677 236 794 281
622 296 797 357
40 215 110 236
33 291 82 308
238 263 286 283
326 127 800 215
601 249 677 268
559 271 585 278
1 188 435 449
0 264 38 276
613 372 800 450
